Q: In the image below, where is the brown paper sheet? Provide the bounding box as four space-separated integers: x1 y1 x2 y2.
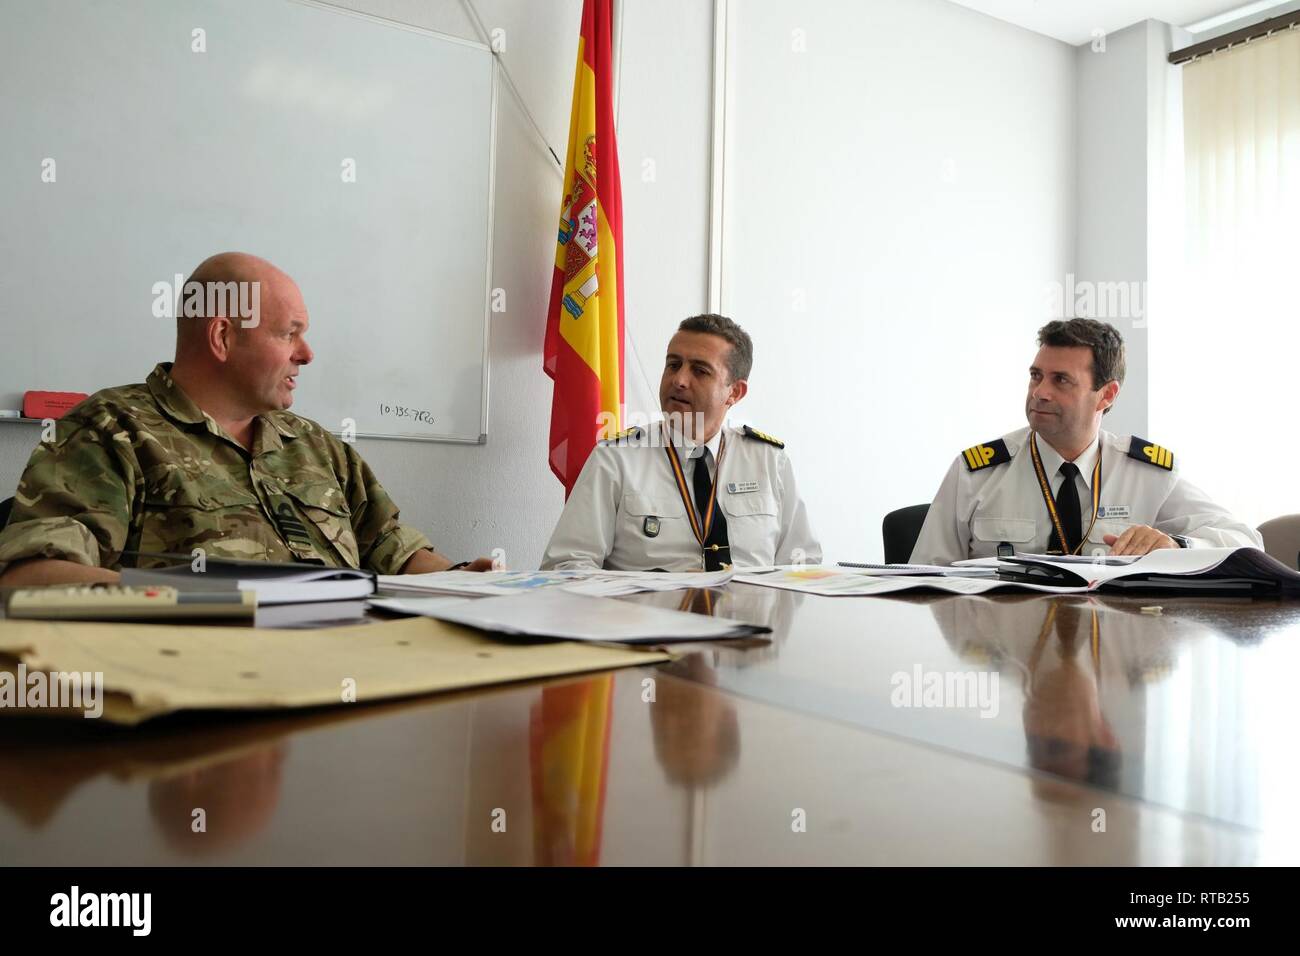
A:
0 616 669 725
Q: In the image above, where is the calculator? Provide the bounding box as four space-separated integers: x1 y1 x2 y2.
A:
5 585 256 621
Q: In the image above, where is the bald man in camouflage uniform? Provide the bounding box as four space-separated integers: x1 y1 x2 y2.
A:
0 252 490 586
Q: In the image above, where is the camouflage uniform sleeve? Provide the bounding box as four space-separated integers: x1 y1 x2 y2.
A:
338 442 433 574
0 418 139 573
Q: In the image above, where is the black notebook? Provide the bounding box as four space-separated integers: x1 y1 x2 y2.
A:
996 547 1300 597
120 554 375 605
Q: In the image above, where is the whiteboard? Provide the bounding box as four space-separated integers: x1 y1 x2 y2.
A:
0 0 495 442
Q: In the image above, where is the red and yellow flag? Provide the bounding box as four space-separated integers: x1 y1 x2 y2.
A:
528 676 615 866
544 0 625 497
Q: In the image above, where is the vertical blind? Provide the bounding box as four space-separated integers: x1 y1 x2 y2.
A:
1153 27 1300 527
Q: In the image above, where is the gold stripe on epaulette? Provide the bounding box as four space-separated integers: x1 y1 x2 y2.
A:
1142 443 1173 469
600 426 644 444
743 425 785 448
963 443 998 470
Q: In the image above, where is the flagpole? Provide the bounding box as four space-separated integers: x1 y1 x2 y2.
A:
461 0 564 173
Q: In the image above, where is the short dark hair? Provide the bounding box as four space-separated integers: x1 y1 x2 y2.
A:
1037 318 1126 390
677 314 753 383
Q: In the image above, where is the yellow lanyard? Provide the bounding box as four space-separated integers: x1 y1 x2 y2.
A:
1027 432 1102 555
1025 603 1102 694
664 433 727 551
678 587 715 615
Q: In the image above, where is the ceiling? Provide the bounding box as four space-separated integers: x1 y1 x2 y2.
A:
946 0 1290 45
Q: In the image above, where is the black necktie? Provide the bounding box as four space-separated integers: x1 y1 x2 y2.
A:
692 450 730 570
1053 601 1082 656
1049 462 1083 554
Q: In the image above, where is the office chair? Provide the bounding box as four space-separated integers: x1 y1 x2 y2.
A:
1257 514 1300 570
882 503 930 564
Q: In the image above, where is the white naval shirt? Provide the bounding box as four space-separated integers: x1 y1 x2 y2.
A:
540 420 821 571
910 426 1262 566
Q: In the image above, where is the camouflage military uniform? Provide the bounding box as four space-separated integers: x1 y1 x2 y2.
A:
0 364 432 573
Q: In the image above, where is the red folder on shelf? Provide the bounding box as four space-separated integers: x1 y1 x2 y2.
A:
22 391 88 419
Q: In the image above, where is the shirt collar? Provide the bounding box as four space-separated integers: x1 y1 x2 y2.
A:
147 362 207 426
681 426 723 461
1034 432 1101 490
147 362 298 454
663 416 724 460
254 414 297 455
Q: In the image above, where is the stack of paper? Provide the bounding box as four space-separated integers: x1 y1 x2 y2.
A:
735 567 1071 597
254 600 369 629
376 568 733 598
737 548 1300 597
836 561 997 577
371 589 769 643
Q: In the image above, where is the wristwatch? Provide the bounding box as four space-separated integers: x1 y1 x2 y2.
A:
1170 535 1191 548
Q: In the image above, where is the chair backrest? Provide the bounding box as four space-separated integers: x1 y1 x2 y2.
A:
0 497 12 532
1258 514 1300 570
882 503 931 564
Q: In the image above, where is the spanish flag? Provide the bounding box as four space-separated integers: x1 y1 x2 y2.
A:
544 0 625 497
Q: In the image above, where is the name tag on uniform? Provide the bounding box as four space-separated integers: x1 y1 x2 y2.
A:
726 480 760 494
1097 505 1131 519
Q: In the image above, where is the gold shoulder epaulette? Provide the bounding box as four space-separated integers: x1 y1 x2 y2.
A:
962 439 1011 472
742 425 785 448
599 426 645 445
1128 437 1174 470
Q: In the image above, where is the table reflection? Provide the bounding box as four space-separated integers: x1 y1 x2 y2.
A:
529 676 613 866
632 585 802 664
148 744 287 854
650 656 741 789
1 584 1296 864
0 717 291 855
649 585 1300 832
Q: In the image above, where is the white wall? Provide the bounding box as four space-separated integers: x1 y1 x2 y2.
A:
720 0 1076 561
1071 18 1191 445
618 0 716 418
1074 21 1151 440
0 0 715 570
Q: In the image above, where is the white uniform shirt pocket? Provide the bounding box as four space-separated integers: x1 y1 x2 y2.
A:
971 517 1037 543
1087 518 1131 546
718 493 778 518
622 493 685 518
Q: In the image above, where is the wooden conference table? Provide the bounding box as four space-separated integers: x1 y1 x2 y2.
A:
1 582 1296 865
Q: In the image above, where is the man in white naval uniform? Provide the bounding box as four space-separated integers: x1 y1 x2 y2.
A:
911 318 1261 566
541 314 820 571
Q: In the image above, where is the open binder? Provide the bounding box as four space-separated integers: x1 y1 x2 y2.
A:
994 548 1300 596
